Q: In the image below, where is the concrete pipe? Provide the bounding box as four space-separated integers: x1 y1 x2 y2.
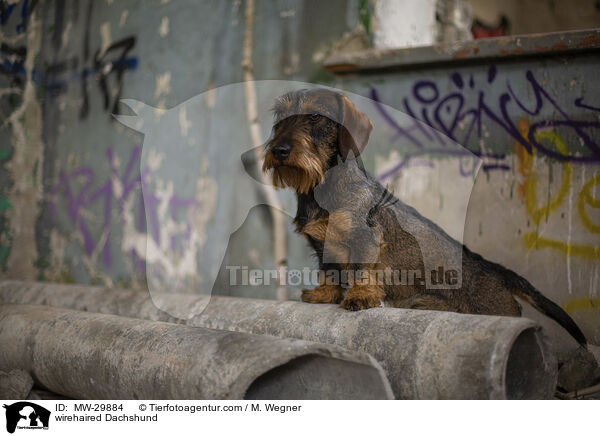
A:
0 304 393 400
0 281 558 399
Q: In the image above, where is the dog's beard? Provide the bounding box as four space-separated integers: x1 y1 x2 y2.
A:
262 140 327 194
271 165 323 194
271 167 302 191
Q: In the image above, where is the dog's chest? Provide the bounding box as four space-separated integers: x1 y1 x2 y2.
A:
294 193 327 263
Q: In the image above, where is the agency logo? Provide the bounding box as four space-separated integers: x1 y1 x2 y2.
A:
2 402 50 434
113 82 476 319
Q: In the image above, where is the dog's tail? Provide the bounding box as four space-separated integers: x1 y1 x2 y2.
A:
510 273 587 348
469 248 588 348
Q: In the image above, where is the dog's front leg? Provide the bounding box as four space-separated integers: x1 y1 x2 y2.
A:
341 268 386 311
301 282 345 304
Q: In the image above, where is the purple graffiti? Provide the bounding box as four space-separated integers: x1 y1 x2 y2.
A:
50 146 198 267
371 86 508 181
371 65 600 183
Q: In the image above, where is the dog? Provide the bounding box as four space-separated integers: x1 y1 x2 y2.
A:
262 88 587 347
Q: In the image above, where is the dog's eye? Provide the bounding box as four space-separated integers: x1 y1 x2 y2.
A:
309 113 321 122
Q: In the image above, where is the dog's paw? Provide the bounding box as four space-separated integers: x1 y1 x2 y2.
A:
340 285 385 311
301 288 318 303
341 296 381 311
301 285 344 304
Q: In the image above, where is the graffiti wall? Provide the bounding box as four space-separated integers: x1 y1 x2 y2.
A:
0 0 598 349
331 39 600 346
0 0 356 294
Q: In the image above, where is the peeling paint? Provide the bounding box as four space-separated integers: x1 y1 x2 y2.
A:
121 170 217 290
205 83 215 108
46 229 67 282
119 10 129 28
61 21 72 49
99 22 112 58
159 16 169 37
154 72 172 100
178 106 190 137
146 149 165 172
4 12 43 280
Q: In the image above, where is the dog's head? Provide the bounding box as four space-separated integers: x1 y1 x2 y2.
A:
262 89 373 194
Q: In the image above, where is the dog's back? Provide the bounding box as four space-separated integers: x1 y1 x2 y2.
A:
364 168 587 346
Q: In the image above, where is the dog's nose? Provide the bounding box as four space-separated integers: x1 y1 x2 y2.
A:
272 143 292 162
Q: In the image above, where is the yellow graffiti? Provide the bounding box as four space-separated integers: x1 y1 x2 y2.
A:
562 297 600 315
577 173 600 234
516 119 600 260
523 232 600 260
524 130 572 226
515 119 534 202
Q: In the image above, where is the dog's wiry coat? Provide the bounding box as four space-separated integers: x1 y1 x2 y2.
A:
263 88 587 347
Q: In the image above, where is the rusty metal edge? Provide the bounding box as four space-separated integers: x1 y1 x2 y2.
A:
323 29 600 74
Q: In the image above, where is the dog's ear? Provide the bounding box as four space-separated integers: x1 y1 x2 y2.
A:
338 94 373 158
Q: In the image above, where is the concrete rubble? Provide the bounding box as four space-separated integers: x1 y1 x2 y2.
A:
0 303 393 400
0 281 562 399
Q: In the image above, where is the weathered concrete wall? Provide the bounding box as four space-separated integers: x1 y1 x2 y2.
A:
0 0 358 297
0 1 598 352
469 0 600 35
325 31 600 347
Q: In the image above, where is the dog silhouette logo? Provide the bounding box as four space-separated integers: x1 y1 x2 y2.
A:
114 81 478 318
3 402 50 433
